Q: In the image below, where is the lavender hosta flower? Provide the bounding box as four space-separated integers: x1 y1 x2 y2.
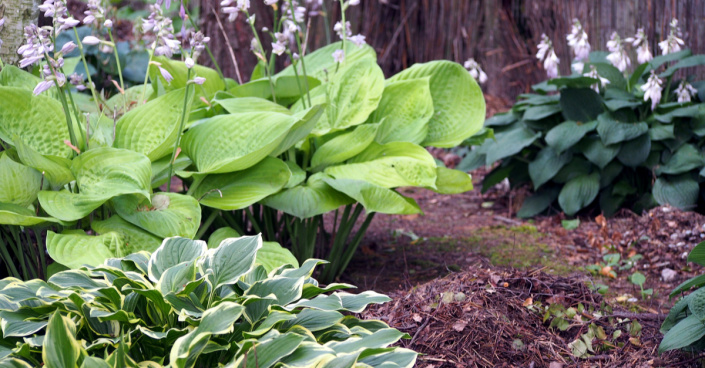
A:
158 66 174 84
659 18 684 56
18 24 53 68
33 80 56 95
142 4 180 56
627 28 652 64
332 49 345 63
566 19 590 61
272 41 286 56
82 36 101 45
0 17 4 53
641 70 663 110
34 57 67 95
536 34 559 79
264 0 277 5
59 41 77 55
675 81 698 103
606 32 630 72
83 0 106 27
584 66 610 93
349 0 360 5
189 31 210 59
192 77 206 85
334 21 352 40
464 58 488 84
104 19 113 28
349 34 366 48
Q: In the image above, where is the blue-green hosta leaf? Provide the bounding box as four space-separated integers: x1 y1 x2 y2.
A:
657 144 705 175
529 147 572 189
372 78 433 145
90 216 162 254
43 312 80 368
113 192 201 239
579 136 620 169
311 124 379 171
388 60 485 147
262 173 354 219
659 314 705 352
545 120 597 154
182 112 298 174
229 75 322 106
324 58 384 132
481 124 541 165
0 152 42 207
0 87 72 158
616 133 650 167
660 55 705 78
156 261 197 295
270 105 324 157
257 242 300 273
278 41 377 81
149 56 224 98
14 138 73 188
653 175 699 210
39 147 152 222
46 231 124 269
245 275 304 306
148 237 207 283
324 142 437 189
649 121 675 141
517 187 560 218
559 88 604 122
323 177 421 215
430 167 473 194
558 172 600 216
214 95 292 115
204 235 262 289
194 157 291 211
596 113 648 145
114 88 191 161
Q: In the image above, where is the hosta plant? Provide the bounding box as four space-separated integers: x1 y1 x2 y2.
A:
0 234 416 367
660 240 705 352
462 48 705 217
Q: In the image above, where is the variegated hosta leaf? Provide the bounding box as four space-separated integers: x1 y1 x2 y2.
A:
278 41 377 81
43 312 81 368
46 231 124 269
114 88 191 161
204 235 262 289
227 331 306 368
181 112 298 174
0 87 73 158
323 176 422 215
91 216 162 254
113 192 201 239
261 173 354 219
372 78 434 145
148 237 208 282
0 152 42 207
38 147 152 222
388 60 486 147
193 157 291 211
324 142 437 189
310 124 378 171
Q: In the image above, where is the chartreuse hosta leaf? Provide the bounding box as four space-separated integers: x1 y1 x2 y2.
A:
388 60 486 147
47 231 124 269
0 65 43 91
214 96 292 115
91 216 162 254
0 87 72 158
0 203 60 226
113 192 202 239
431 167 473 194
325 142 437 189
114 88 191 161
278 41 377 81
151 155 192 188
193 157 291 211
0 152 42 208
311 124 379 171
43 312 81 368
181 112 298 174
229 75 322 106
325 58 385 132
39 147 152 222
372 78 434 145
262 173 354 219
323 176 421 215
270 105 324 157
14 138 73 188
149 56 224 98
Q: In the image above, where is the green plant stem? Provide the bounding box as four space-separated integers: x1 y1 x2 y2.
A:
0 230 21 278
73 28 102 113
40 51 79 151
166 70 193 192
196 210 219 240
244 207 262 234
108 31 127 113
335 0 347 73
139 43 158 105
62 84 88 146
286 0 312 106
8 226 29 280
245 10 277 103
320 1 332 45
287 52 307 108
35 228 47 280
221 211 245 235
183 5 227 88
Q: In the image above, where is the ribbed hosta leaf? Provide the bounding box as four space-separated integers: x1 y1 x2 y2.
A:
0 87 72 158
656 144 705 175
14 138 73 188
278 41 377 81
113 192 201 239
325 142 437 189
148 237 208 282
270 105 324 157
324 58 384 131
47 231 124 269
388 60 485 147
204 235 261 289
529 147 572 189
39 147 152 222
181 112 298 174
229 75 321 106
323 177 421 215
653 175 699 210
0 152 42 207
596 113 648 145
311 124 378 171
430 167 473 194
194 157 291 210
0 203 60 226
91 216 162 254
262 173 354 219
558 172 600 216
372 78 433 144
114 88 191 161
545 120 597 154
215 96 292 115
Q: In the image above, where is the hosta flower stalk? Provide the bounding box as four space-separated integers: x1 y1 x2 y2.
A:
536 33 559 78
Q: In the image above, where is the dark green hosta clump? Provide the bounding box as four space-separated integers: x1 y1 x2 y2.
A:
0 235 415 367
461 49 705 217
661 241 705 353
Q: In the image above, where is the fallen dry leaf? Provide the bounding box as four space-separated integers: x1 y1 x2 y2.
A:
600 266 616 278
522 297 533 307
412 313 423 323
452 321 468 332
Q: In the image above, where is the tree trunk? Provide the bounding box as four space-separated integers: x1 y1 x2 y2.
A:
0 0 39 66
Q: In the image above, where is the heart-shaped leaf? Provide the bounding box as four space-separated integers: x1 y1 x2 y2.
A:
113 192 201 239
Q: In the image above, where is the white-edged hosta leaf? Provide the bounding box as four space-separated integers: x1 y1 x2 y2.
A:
0 87 72 158
113 192 201 239
204 235 262 289
0 203 61 226
114 88 190 161
215 96 292 115
182 112 298 174
228 331 306 368
14 138 73 188
336 291 391 313
372 78 433 145
325 142 437 189
262 173 354 219
194 157 290 211
278 41 377 81
279 342 336 367
43 312 80 368
0 152 42 207
280 309 344 332
0 358 34 368
39 147 152 222
323 177 421 215
388 60 485 147
311 124 378 171
0 310 48 337
245 275 304 306
430 167 473 194
359 348 417 368
558 172 600 216
156 260 197 295
325 328 406 354
545 120 597 154
90 216 162 254
47 231 124 269
653 175 699 210
148 237 207 283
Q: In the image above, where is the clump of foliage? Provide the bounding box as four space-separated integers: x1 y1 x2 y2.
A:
463 50 705 217
660 240 705 353
0 234 416 367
